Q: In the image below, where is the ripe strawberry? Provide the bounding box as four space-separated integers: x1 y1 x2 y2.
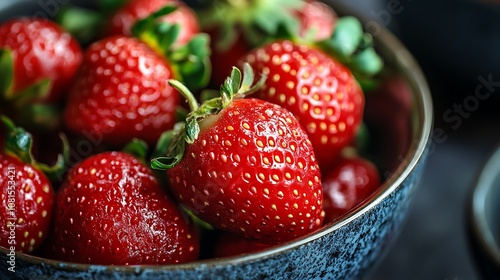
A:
322 156 381 223
198 0 337 86
364 76 413 174
63 35 178 147
0 18 82 129
106 0 200 45
0 116 66 253
212 232 274 258
240 14 385 173
152 65 324 244
49 149 199 265
293 0 337 41
63 8 210 147
241 40 364 173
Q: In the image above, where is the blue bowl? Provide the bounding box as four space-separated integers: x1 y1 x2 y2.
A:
0 1 433 279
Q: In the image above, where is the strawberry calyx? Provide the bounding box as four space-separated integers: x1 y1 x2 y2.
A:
131 5 211 91
56 5 105 45
0 49 52 106
1 115 69 182
317 16 384 86
151 63 266 169
198 0 303 51
122 138 150 164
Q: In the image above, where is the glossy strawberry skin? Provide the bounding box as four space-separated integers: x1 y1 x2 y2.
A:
322 157 381 223
0 154 54 253
167 98 324 244
107 0 200 45
294 0 336 41
0 18 82 103
63 35 179 147
242 40 364 173
50 151 199 265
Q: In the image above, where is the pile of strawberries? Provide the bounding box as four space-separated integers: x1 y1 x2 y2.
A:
0 0 412 265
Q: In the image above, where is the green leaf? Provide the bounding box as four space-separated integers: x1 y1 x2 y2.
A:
56 6 104 45
151 123 186 170
0 49 14 99
169 33 212 91
38 133 70 183
351 47 384 76
16 103 61 131
1 115 33 163
10 79 52 107
185 118 200 144
326 16 363 59
1 115 70 183
181 205 214 231
123 138 149 162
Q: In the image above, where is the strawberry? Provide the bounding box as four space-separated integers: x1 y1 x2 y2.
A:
241 40 363 173
240 16 384 173
0 116 67 253
212 232 274 258
197 0 337 87
364 76 413 174
0 18 82 129
322 156 381 223
152 65 324 244
293 0 337 41
63 8 210 147
49 146 199 265
106 0 200 45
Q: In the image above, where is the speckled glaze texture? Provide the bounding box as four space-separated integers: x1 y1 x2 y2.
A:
0 153 428 280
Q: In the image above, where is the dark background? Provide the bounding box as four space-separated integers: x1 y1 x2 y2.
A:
339 0 500 279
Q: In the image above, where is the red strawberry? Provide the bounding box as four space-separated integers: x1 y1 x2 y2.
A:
198 0 337 87
241 40 364 173
213 232 274 258
0 18 82 129
64 7 210 147
49 149 199 265
106 0 200 45
294 0 337 41
63 35 178 147
152 65 324 244
322 156 381 223
0 116 66 253
364 76 413 174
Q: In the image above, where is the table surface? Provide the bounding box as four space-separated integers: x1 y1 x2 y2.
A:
338 1 500 279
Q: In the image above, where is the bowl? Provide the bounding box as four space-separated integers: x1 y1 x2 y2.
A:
468 146 500 279
0 1 433 279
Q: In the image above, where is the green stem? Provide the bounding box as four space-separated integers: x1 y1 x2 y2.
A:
168 80 199 111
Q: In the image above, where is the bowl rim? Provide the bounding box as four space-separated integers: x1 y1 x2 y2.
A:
0 0 434 272
470 146 500 267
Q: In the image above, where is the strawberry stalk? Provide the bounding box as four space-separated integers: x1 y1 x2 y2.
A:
1 115 69 183
151 63 265 169
199 0 302 51
131 5 211 91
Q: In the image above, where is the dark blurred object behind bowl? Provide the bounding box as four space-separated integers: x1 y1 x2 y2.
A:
468 146 500 280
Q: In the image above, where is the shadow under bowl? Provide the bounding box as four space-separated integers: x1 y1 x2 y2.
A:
0 1 433 279
468 147 500 280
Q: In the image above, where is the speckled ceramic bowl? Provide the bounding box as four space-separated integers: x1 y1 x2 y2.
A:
0 1 433 279
468 147 500 279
